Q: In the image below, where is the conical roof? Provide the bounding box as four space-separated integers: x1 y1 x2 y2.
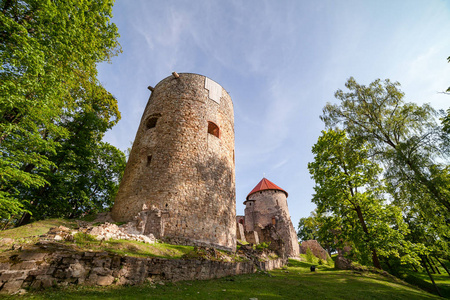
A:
246 178 288 200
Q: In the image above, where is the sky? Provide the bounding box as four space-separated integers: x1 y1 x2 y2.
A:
98 0 450 227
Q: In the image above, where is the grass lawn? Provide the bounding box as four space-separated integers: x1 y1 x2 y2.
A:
7 259 441 300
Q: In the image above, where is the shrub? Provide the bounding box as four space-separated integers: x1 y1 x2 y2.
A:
255 242 271 250
326 255 334 267
305 247 315 263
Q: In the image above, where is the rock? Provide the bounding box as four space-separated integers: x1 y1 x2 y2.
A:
0 238 14 245
68 262 86 278
0 280 24 294
335 256 352 270
18 251 47 261
96 275 115 286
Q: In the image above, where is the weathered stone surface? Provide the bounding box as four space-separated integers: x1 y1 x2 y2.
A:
18 251 47 261
335 256 352 270
96 275 115 286
242 182 299 258
0 263 10 271
0 246 286 294
111 73 236 252
68 262 86 278
0 280 24 294
11 261 36 270
0 238 14 245
299 240 328 260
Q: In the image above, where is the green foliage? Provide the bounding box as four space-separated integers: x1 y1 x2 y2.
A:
309 129 418 269
326 255 334 267
297 215 318 241
314 77 450 292
255 242 271 250
305 247 315 263
0 0 124 221
322 77 449 215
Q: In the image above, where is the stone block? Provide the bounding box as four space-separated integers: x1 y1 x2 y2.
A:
0 271 27 281
11 261 37 270
0 263 10 271
18 251 47 262
0 279 24 294
68 262 86 278
96 275 115 286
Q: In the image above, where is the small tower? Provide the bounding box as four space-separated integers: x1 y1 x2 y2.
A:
243 178 299 257
111 73 236 251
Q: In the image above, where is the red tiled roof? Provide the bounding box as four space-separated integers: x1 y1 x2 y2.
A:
246 178 288 200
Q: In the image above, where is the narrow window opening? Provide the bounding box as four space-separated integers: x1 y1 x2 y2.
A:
272 218 276 225
165 203 168 208
207 121 220 138
146 117 158 129
146 155 152 166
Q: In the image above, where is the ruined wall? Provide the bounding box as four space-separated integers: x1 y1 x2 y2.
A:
0 248 286 294
111 73 236 251
244 190 299 257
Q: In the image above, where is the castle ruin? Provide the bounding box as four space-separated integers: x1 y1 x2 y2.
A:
111 73 236 251
111 73 299 256
236 178 300 257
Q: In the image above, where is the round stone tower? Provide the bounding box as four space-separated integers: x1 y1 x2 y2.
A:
244 178 299 257
111 73 236 251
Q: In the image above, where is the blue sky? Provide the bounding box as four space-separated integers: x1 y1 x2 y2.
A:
98 0 450 227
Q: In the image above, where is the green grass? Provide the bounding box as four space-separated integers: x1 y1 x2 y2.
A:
0 219 76 240
8 259 441 300
400 268 450 298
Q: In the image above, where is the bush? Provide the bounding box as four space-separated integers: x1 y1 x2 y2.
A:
305 247 315 263
326 255 334 267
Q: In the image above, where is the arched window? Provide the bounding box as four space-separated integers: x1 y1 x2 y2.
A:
207 121 220 138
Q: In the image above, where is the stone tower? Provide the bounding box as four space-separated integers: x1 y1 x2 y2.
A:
111 73 236 251
243 178 299 257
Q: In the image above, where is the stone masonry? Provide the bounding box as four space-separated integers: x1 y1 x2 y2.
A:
239 178 300 258
0 244 285 295
111 73 236 251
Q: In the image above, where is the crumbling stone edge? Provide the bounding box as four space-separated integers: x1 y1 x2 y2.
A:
0 245 286 295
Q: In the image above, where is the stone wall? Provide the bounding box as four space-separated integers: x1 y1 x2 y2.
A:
0 245 285 295
111 73 236 251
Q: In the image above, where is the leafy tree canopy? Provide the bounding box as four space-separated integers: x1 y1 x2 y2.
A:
0 0 124 222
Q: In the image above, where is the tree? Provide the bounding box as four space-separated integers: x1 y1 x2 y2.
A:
298 210 337 255
321 77 450 215
297 215 319 242
0 0 123 222
308 129 415 269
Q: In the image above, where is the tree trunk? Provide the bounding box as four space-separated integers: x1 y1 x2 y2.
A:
435 256 450 276
17 212 31 227
422 256 442 297
430 257 441 275
354 205 382 269
426 256 437 274
410 263 418 272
